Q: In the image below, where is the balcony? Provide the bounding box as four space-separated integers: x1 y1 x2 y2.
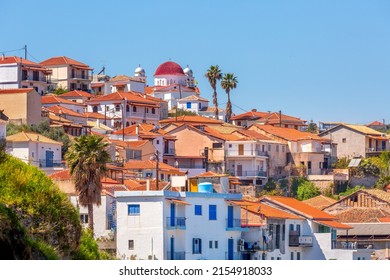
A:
166 251 186 260
226 150 268 157
39 159 66 168
70 74 92 80
226 218 249 231
289 231 313 247
366 147 388 153
164 148 175 155
166 217 186 230
22 75 48 82
229 170 267 178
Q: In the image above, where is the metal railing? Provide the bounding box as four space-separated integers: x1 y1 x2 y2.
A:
167 251 185 260
229 170 267 177
226 150 268 157
22 75 48 82
367 147 388 153
39 159 65 168
226 218 249 230
70 74 92 80
166 217 186 229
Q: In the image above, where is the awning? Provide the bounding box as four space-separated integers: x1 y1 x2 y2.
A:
314 220 353 230
166 198 191 205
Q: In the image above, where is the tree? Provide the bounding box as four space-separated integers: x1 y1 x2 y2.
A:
306 120 318 133
205 65 222 120
296 181 320 201
65 135 111 235
220 73 238 123
53 86 68 95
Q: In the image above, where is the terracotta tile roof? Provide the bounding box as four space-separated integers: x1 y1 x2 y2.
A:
363 189 390 204
49 169 71 181
109 75 131 82
334 208 390 223
210 123 240 134
46 105 84 117
112 123 175 140
190 171 229 178
40 56 92 69
367 121 385 127
102 184 129 196
83 112 111 120
124 179 143 190
101 177 121 185
199 106 224 113
178 95 209 102
159 115 222 125
7 131 62 145
42 95 83 105
231 110 307 125
109 139 149 149
0 88 35 94
60 90 92 98
235 130 274 141
230 111 270 121
303 195 338 210
91 82 105 88
202 125 240 141
124 160 181 173
125 179 169 191
232 200 304 221
0 56 39 66
86 121 113 132
88 91 159 107
343 124 384 136
251 124 325 142
263 196 337 220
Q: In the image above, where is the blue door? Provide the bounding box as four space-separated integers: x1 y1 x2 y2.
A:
46 150 54 167
170 203 176 227
170 237 175 260
227 206 234 228
228 238 234 260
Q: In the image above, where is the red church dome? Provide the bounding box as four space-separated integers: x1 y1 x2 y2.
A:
154 61 185 76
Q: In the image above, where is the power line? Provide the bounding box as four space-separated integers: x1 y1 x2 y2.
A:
27 51 40 62
0 47 25 55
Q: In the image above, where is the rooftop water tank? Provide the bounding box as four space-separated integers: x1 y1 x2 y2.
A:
197 182 213 193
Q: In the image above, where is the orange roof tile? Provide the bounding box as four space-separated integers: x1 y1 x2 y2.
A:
91 82 105 88
42 95 83 105
191 171 229 178
159 115 223 125
40 56 92 69
303 195 337 210
334 208 390 223
49 169 71 181
88 91 159 107
83 112 111 120
236 130 274 141
112 123 175 140
60 90 92 98
124 160 180 172
231 110 307 125
251 124 325 142
46 105 85 117
0 56 39 66
0 88 35 94
263 196 336 220
109 139 149 149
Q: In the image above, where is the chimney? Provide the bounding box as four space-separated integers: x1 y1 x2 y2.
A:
136 124 139 135
96 118 100 127
146 179 150 191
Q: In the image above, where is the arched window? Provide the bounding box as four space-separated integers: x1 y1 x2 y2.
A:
126 121 130 127
115 104 121 112
133 106 137 112
126 105 130 112
152 108 156 114
93 106 98 113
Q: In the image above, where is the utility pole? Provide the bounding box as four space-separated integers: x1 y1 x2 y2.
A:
279 110 282 127
24 45 27 60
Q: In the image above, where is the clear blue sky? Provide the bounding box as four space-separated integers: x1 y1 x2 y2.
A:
2 0 390 125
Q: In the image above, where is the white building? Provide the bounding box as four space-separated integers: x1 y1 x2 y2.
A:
177 95 209 114
115 190 245 260
87 91 161 127
42 95 86 114
6 131 64 174
0 56 52 95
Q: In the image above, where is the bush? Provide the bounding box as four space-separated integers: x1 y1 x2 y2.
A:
296 181 320 201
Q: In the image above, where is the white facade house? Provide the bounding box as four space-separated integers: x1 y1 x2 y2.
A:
115 190 245 260
0 56 52 95
42 95 86 114
87 91 161 127
177 95 209 114
6 131 64 174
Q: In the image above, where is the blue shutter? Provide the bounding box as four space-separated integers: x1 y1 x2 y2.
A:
195 205 202 215
192 238 195 254
199 239 202 254
186 102 191 109
209 205 217 220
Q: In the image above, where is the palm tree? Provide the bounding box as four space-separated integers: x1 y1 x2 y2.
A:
220 73 238 123
65 135 111 234
205 65 222 120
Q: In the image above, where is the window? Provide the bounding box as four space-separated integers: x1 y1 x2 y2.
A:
297 252 301 260
186 102 191 109
80 214 88 224
156 140 160 145
282 224 285 241
31 152 35 158
152 108 156 114
209 205 217 220
229 144 232 148
342 138 346 143
282 145 285 152
128 204 140 216
92 106 98 113
289 224 294 231
277 257 281 260
192 238 202 254
268 145 271 151
126 105 130 112
128 240 134 250
276 145 279 152
145 108 149 113
212 143 223 149
214 241 218 249
115 104 121 112
307 161 312 170
209 241 213 249
133 106 137 112
291 252 294 260
195 205 202 216
275 225 280 249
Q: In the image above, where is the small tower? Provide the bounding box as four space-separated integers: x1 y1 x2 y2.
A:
134 64 146 82
183 65 195 88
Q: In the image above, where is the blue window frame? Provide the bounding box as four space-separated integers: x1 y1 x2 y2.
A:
128 204 140 216
195 205 202 216
192 238 202 254
186 102 191 109
209 205 217 220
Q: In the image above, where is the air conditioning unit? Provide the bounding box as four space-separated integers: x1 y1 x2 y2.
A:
238 239 245 245
239 245 245 251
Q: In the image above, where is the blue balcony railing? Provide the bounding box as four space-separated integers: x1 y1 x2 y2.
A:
166 217 186 230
